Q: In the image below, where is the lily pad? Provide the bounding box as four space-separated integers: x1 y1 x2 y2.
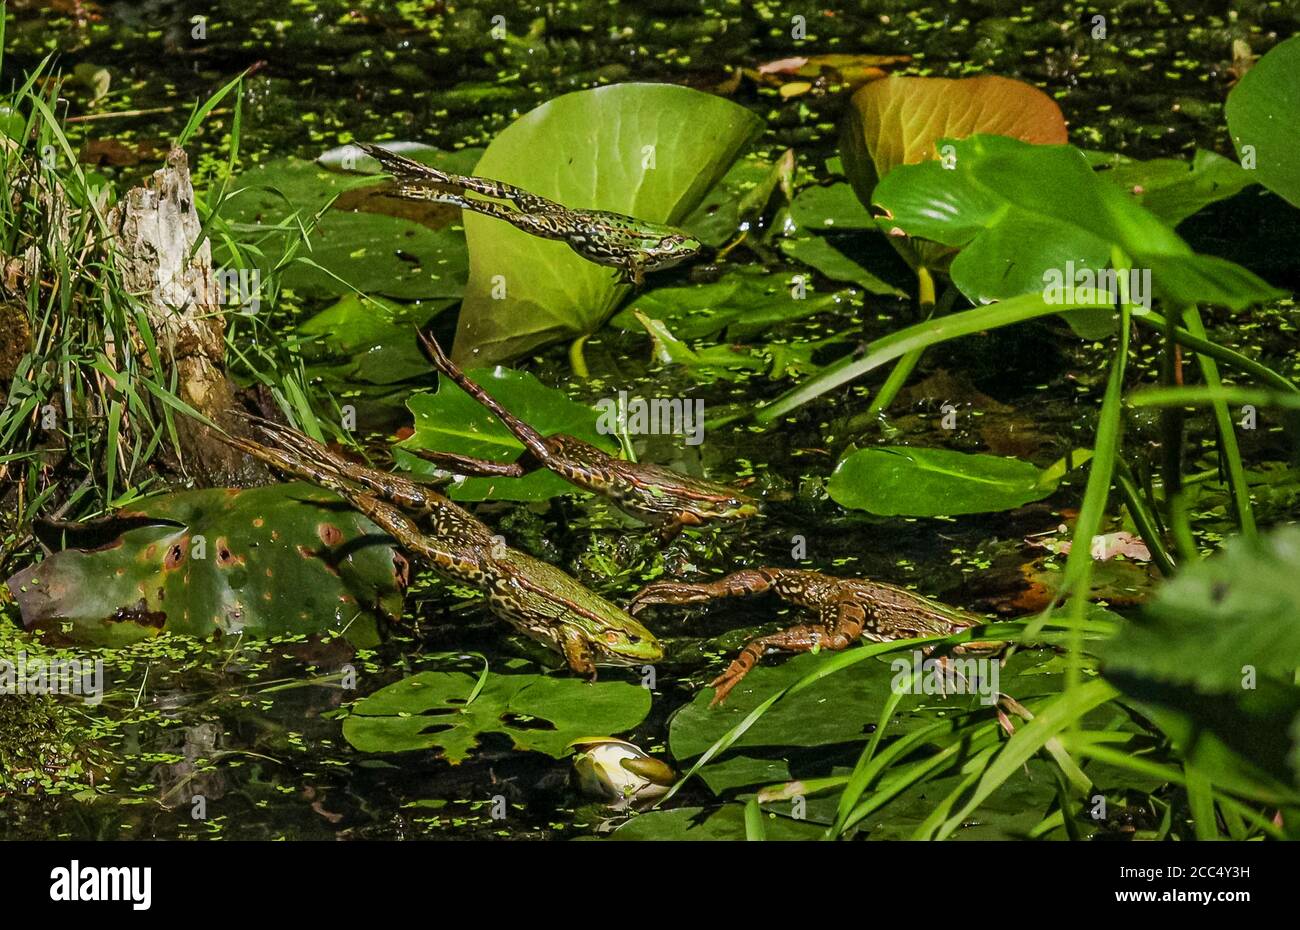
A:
341 667 651 764
779 232 904 296
396 366 617 502
610 267 854 341
451 83 764 365
788 182 876 230
298 293 455 385
1226 35 1300 208
827 446 1056 516
681 149 792 248
217 153 470 299
5 484 406 646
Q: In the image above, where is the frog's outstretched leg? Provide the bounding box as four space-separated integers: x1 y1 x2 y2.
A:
628 569 779 614
231 415 452 512
707 600 867 706
416 331 553 463
357 143 564 214
407 447 539 479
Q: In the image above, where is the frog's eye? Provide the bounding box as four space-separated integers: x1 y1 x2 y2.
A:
661 239 677 251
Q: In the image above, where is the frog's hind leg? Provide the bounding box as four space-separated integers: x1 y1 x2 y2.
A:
408 447 540 479
416 331 553 462
708 600 866 706
628 569 779 614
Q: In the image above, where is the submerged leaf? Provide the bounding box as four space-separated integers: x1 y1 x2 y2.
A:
5 484 407 645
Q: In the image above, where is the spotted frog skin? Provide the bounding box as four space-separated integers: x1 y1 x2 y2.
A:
630 568 998 705
357 143 704 287
222 419 662 675
409 331 758 540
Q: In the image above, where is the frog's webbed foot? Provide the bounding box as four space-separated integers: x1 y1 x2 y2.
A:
628 569 777 615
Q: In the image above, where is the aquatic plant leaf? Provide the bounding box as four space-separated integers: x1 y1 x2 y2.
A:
1226 35 1300 209
396 366 616 502
610 267 854 340
827 446 1055 516
789 181 876 230
1100 527 1300 690
218 154 470 299
452 83 764 365
681 149 791 248
778 233 904 296
298 293 455 385
342 669 651 763
4 484 406 646
873 135 1284 309
1096 150 1256 227
841 74 1067 270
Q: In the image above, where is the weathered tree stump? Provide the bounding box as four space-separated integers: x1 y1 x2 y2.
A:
108 148 262 485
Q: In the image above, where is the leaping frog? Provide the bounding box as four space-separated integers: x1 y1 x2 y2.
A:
222 418 662 676
630 568 1000 705
408 330 758 540
357 143 704 287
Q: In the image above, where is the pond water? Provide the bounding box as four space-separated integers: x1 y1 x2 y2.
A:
1 0 1296 840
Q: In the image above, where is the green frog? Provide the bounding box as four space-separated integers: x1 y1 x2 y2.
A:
223 419 662 675
357 143 704 287
409 330 759 540
630 568 997 705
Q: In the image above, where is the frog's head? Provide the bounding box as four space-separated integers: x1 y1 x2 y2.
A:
648 231 705 270
589 613 664 666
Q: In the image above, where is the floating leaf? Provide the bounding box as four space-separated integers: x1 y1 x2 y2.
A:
218 154 470 299
681 149 792 248
779 233 905 296
827 445 1056 516
841 73 1067 271
611 267 853 341
1226 35 1300 208
788 181 876 230
396 367 616 502
451 83 764 365
342 667 651 763
5 484 406 646
298 293 454 385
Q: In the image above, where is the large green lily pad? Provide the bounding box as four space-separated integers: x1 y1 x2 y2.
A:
342 666 651 763
395 366 617 502
451 83 764 365
5 483 406 646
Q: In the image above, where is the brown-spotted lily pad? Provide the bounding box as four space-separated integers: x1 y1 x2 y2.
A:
5 483 407 646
